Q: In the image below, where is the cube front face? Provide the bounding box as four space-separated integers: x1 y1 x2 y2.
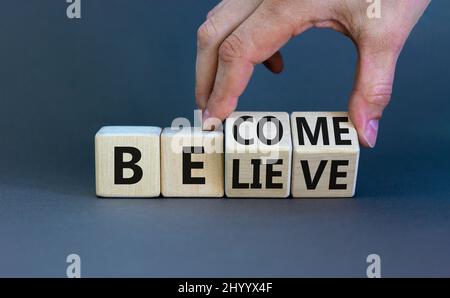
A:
95 126 161 197
161 128 224 197
290 112 359 198
225 112 292 198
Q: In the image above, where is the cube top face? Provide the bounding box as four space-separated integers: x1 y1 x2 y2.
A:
161 127 224 197
225 112 292 198
95 126 161 198
226 112 292 154
161 127 224 155
162 127 223 139
290 112 359 198
96 126 162 137
291 112 359 153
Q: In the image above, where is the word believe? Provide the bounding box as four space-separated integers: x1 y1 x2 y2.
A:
95 112 359 198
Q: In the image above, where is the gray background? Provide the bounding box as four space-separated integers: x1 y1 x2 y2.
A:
0 0 449 277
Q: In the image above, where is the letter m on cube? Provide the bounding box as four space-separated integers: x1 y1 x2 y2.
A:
290 112 360 198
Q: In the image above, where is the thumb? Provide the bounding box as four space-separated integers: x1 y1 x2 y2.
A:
202 0 313 129
349 44 402 148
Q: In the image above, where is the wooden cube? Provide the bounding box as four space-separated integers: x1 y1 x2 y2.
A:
161 127 224 197
95 126 161 197
290 112 359 198
225 112 292 198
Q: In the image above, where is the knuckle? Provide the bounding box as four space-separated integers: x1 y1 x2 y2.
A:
364 84 393 107
197 19 219 50
218 33 245 63
264 0 291 18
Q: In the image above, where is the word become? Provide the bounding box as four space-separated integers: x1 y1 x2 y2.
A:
95 111 359 198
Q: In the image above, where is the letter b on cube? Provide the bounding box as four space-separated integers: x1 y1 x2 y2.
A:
95 126 161 197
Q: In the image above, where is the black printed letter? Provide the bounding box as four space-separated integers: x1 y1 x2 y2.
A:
182 146 206 184
114 147 143 184
329 160 348 189
232 159 249 189
333 117 352 145
296 117 329 145
266 159 283 189
233 116 254 145
300 160 328 190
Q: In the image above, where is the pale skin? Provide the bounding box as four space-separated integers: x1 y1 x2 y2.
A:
196 0 431 147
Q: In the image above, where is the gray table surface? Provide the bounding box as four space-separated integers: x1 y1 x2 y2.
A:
0 1 449 277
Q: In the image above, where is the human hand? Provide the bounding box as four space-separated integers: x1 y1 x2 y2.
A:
196 0 431 147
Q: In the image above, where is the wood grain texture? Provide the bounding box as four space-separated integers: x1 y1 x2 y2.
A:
95 126 161 197
225 112 292 198
161 128 224 197
290 112 359 198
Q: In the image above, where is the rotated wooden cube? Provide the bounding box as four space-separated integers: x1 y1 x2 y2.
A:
225 112 292 198
290 112 359 198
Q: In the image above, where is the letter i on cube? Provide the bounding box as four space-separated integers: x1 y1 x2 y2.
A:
225 112 292 198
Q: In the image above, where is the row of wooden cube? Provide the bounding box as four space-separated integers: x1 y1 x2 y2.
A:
95 112 359 198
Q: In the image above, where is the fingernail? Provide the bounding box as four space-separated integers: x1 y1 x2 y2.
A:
202 109 211 130
364 119 379 148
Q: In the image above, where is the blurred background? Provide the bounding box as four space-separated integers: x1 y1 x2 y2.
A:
0 1 449 277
